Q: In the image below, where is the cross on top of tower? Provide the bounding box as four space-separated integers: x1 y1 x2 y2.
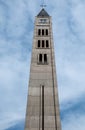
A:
40 0 47 8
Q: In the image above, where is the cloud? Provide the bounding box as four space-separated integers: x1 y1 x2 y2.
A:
61 94 85 130
0 1 32 128
62 113 85 130
0 38 30 129
54 0 85 104
0 0 85 130
6 120 24 130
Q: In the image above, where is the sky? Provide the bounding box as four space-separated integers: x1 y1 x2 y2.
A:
0 0 85 130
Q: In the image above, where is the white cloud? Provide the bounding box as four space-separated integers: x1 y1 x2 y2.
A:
0 37 31 129
62 113 85 130
0 0 85 130
69 0 85 42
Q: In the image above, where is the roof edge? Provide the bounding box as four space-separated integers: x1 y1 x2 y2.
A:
37 8 50 17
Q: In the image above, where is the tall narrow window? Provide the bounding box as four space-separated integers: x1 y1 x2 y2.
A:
44 54 47 63
46 29 48 35
46 40 49 48
39 85 44 130
42 29 44 36
38 40 40 48
39 54 42 63
38 29 41 35
42 40 44 48
42 85 44 130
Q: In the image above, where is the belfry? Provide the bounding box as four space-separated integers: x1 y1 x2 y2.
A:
25 8 61 130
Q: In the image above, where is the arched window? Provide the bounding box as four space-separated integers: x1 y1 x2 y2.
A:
46 40 49 48
42 40 44 48
42 29 44 35
39 54 42 62
38 29 41 35
46 29 48 35
44 54 47 63
38 40 40 47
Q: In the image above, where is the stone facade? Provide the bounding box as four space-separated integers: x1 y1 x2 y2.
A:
24 8 61 130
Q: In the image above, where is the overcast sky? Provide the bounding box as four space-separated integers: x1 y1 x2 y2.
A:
0 0 85 130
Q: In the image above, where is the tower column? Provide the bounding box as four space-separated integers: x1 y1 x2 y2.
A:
24 8 61 130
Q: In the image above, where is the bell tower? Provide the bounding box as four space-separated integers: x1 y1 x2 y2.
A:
24 8 61 130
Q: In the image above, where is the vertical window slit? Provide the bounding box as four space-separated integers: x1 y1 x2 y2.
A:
46 29 48 35
39 54 42 63
42 40 44 48
38 29 41 35
38 40 40 47
44 54 47 63
46 40 49 48
42 29 44 35
39 85 44 130
42 85 44 130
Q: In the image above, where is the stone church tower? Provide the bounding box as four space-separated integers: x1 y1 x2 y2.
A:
25 8 61 130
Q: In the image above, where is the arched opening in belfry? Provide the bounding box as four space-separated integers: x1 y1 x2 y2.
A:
38 40 40 47
38 29 41 35
42 29 44 35
39 54 42 62
46 29 48 35
42 40 44 48
44 54 47 63
46 40 49 48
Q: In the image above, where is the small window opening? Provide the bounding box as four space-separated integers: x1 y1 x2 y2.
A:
44 54 47 63
46 40 49 48
42 29 44 35
42 40 44 48
38 29 41 35
46 29 48 35
39 54 42 62
38 40 40 47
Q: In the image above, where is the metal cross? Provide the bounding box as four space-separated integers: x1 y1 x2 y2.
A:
40 0 47 8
